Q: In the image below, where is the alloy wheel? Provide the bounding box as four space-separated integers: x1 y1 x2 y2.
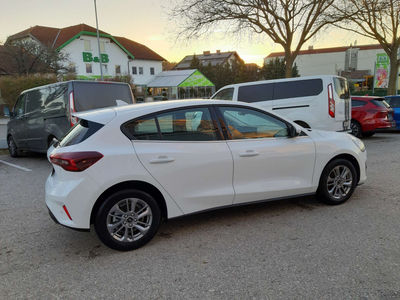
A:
327 165 353 200
106 198 153 243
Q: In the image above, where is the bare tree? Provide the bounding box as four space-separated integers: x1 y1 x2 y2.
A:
1 39 70 76
169 0 339 77
334 0 400 94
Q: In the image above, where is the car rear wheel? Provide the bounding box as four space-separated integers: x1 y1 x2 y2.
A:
317 159 357 205
8 136 22 158
350 120 362 138
95 189 161 251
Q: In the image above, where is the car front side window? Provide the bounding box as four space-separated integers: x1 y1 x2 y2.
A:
13 94 26 117
218 106 289 139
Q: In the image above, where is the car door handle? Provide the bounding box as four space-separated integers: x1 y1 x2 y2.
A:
149 156 175 164
239 150 259 157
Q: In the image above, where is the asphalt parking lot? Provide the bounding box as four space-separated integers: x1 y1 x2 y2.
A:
1 133 400 299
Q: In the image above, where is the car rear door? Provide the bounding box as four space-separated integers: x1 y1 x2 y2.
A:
125 105 235 214
25 88 47 151
216 105 316 204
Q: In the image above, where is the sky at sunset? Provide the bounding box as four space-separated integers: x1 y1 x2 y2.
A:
0 0 377 66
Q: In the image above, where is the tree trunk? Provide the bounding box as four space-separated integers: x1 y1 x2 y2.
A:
284 50 293 78
387 50 399 95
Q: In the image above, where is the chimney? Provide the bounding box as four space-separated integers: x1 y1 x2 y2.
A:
216 50 221 54
308 45 313 50
203 51 211 56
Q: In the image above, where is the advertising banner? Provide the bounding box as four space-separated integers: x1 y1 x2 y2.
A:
375 53 389 88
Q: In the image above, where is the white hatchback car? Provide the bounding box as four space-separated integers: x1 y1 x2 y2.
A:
46 100 367 251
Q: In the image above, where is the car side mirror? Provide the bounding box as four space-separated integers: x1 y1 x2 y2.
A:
3 107 11 118
289 123 301 138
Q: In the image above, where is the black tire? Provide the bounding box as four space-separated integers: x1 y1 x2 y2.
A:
95 189 161 251
8 136 22 158
350 120 362 138
317 159 357 205
362 132 375 138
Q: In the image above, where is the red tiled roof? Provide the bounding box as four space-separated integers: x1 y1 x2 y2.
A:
6 24 165 61
266 44 383 58
113 36 166 61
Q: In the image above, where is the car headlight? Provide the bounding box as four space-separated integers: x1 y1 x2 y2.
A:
351 137 365 152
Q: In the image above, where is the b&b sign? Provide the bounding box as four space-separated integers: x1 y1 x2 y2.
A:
83 52 109 63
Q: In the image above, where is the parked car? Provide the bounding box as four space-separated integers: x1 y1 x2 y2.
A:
350 96 396 138
3 81 135 157
384 95 400 129
211 75 351 132
46 99 367 251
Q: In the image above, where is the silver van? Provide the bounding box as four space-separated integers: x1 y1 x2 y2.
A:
4 81 134 157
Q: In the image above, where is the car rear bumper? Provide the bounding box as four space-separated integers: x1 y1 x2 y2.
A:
45 168 101 230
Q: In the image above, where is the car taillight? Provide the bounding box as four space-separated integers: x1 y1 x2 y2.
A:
69 91 78 127
50 151 103 172
328 84 335 118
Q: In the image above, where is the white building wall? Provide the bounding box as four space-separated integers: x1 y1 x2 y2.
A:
61 35 163 85
130 60 163 85
264 47 387 77
62 36 130 78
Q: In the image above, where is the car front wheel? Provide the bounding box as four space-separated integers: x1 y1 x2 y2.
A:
317 159 357 205
8 136 22 158
95 189 161 251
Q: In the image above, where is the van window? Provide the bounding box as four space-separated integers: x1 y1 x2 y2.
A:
333 77 350 99
73 82 133 112
274 79 323 100
238 84 273 103
45 84 68 108
26 88 47 113
13 94 26 117
213 88 234 100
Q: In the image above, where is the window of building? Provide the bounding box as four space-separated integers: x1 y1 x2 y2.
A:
132 67 137 75
84 40 91 51
100 41 105 52
86 64 92 74
150 67 155 75
115 65 121 75
139 67 143 75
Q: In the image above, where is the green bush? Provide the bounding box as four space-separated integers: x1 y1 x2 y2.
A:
0 75 58 108
351 89 389 97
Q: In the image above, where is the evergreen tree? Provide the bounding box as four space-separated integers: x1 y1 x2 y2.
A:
262 58 300 80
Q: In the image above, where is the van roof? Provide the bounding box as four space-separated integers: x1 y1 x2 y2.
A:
20 80 130 94
217 75 343 90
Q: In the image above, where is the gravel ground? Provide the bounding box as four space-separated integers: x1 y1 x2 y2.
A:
0 133 399 300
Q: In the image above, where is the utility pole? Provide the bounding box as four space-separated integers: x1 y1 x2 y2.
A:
94 0 103 81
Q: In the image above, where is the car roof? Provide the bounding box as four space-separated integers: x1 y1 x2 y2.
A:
74 99 269 125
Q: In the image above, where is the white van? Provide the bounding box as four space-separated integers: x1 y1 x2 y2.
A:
211 75 351 132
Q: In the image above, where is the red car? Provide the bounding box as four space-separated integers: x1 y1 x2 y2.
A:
351 96 396 138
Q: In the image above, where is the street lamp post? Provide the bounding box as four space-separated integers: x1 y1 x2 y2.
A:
94 0 103 81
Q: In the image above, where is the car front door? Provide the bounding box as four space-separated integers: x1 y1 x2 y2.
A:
9 94 28 150
216 105 316 204
126 106 235 214
25 88 47 151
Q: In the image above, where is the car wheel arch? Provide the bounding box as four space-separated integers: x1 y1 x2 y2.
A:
90 180 168 225
322 154 360 185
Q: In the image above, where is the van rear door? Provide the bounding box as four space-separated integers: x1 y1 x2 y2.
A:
72 82 134 112
333 77 351 131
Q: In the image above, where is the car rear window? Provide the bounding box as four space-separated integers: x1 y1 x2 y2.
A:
73 82 133 112
59 119 103 147
371 99 390 108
